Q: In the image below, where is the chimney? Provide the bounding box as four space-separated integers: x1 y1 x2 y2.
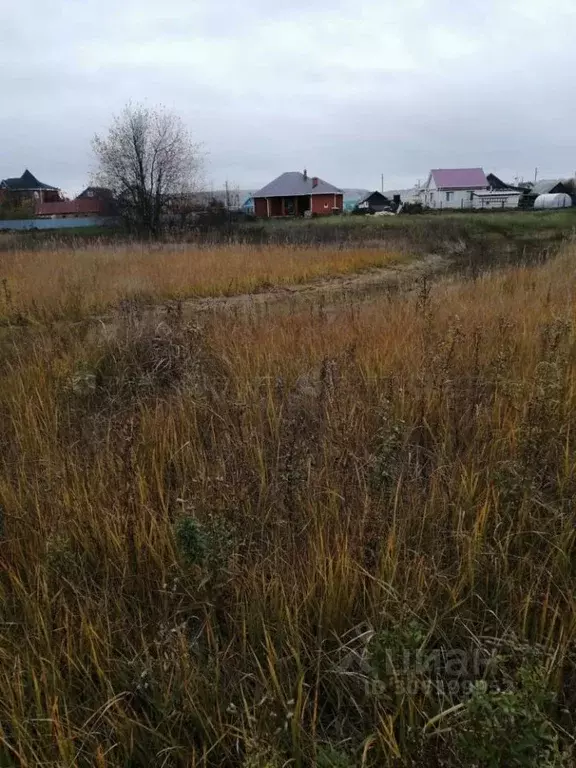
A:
303 169 308 182
312 177 318 188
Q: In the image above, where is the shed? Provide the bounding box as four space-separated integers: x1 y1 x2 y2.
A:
355 191 392 213
472 190 522 209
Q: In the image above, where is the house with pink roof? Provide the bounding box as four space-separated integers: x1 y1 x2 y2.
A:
421 168 490 209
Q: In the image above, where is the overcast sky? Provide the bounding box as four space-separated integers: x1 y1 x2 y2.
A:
1 0 575 196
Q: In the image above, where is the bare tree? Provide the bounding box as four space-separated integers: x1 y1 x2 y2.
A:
92 103 202 235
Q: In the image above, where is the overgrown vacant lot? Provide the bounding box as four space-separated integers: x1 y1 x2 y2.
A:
256 207 576 241
0 243 407 323
1 244 576 766
2 207 575 323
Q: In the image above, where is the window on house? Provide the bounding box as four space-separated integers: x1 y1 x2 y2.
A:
324 202 329 208
445 191 453 202
469 191 474 201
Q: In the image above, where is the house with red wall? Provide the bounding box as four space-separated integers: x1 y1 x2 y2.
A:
253 171 343 218
36 187 117 218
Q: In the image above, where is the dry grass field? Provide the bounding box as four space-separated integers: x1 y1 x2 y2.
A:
0 243 408 323
0 238 575 765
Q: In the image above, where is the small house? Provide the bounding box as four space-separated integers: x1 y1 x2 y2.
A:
0 169 61 205
355 191 392 214
421 168 489 209
77 187 114 201
253 171 343 218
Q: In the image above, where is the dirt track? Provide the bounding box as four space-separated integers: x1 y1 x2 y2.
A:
145 253 450 322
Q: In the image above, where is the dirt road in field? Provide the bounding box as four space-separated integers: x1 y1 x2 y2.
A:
77 253 452 341
147 253 450 321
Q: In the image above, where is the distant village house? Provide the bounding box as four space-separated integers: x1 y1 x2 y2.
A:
36 187 117 218
0 169 61 206
421 168 521 209
253 171 343 217
355 191 392 213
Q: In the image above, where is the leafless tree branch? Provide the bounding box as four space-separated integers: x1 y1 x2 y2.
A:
92 103 202 235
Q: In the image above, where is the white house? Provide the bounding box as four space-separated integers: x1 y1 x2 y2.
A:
421 168 490 209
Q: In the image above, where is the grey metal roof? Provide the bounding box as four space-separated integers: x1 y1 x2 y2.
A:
255 172 342 198
0 169 58 191
357 190 391 205
530 179 568 196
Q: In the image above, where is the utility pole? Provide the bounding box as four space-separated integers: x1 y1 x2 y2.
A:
381 174 384 194
534 167 538 184
224 180 232 233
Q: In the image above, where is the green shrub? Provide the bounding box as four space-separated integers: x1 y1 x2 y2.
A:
174 516 207 566
316 744 356 767
369 619 428 684
456 665 566 768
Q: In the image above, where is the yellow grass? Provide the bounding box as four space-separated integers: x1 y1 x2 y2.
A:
0 243 407 321
0 243 575 765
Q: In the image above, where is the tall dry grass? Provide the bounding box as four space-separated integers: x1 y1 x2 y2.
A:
0 245 575 765
0 243 407 323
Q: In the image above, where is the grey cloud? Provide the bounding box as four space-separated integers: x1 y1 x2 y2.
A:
1 0 575 194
